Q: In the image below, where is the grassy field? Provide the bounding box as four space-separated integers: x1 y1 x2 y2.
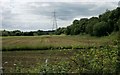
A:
2 34 119 73
2 35 117 51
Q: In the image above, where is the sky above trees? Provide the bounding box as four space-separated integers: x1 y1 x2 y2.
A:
1 0 119 31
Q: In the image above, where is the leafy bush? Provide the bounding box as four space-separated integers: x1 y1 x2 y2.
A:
93 21 109 36
70 46 118 73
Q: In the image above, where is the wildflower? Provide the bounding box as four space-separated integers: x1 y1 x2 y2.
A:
45 59 48 64
0 67 3 69
13 64 16 66
4 62 8 64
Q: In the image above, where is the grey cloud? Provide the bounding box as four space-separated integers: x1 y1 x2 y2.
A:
2 2 118 31
27 2 96 20
27 2 117 20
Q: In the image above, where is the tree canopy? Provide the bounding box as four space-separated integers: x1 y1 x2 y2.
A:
55 7 120 37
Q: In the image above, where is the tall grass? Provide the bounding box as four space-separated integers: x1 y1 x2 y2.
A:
2 35 117 51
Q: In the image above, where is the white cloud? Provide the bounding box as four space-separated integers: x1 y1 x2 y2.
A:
29 3 40 8
41 3 50 7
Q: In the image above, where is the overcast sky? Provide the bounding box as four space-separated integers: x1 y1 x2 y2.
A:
0 0 120 31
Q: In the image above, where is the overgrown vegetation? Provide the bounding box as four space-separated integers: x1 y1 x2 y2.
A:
2 35 117 51
2 33 119 73
2 46 118 73
116 23 120 74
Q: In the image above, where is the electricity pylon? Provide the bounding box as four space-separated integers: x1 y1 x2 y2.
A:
52 11 58 30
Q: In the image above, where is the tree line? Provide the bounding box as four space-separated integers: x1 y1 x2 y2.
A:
55 7 120 36
0 30 55 36
1 7 120 37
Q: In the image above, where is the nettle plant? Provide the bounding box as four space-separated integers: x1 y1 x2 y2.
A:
28 61 71 73
70 46 118 73
39 61 71 73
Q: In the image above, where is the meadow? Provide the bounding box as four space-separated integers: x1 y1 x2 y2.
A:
2 35 117 51
2 34 119 73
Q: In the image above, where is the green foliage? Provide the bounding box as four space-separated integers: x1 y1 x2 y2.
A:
109 7 120 22
99 9 111 22
116 18 120 31
1 30 55 36
65 26 71 35
55 27 66 35
55 7 120 37
9 62 25 73
11 46 117 73
85 17 99 35
79 18 88 33
108 7 120 31
38 61 70 73
1 30 9 36
69 46 117 73
64 18 88 35
93 21 109 36
116 26 120 73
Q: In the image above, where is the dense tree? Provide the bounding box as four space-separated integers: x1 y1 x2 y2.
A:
109 7 120 22
1 30 55 36
2 30 9 36
70 20 80 35
65 26 71 35
64 18 88 35
109 7 120 31
85 17 99 35
55 27 66 35
57 7 120 36
73 20 80 34
12 30 22 36
79 18 88 33
116 18 120 31
93 21 109 36
99 10 111 22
